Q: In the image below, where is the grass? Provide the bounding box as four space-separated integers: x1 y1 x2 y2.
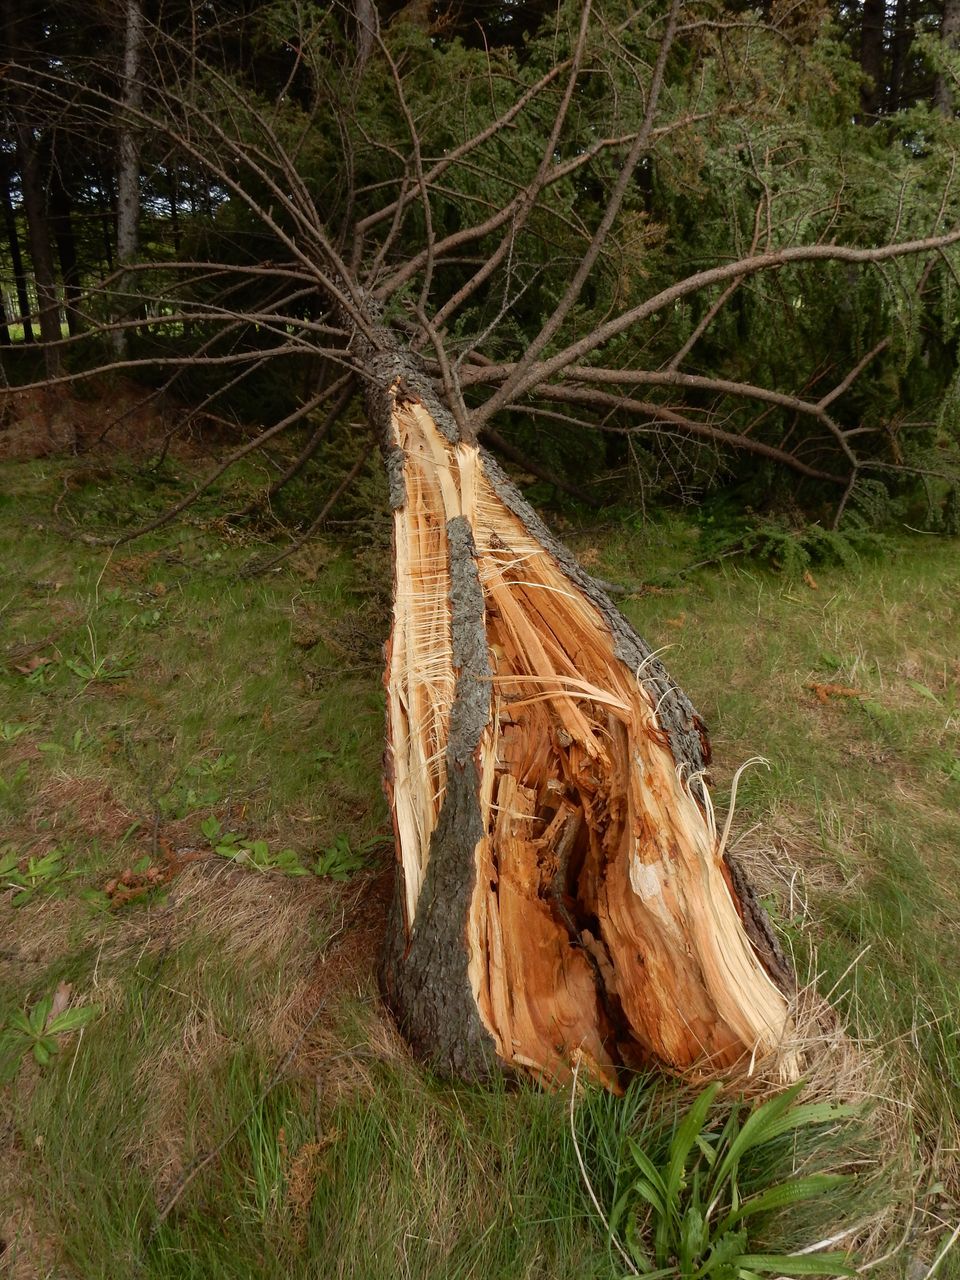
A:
1 454 958 1277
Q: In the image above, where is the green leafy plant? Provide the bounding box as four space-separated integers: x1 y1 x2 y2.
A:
0 762 30 814
0 845 78 905
201 816 307 875
0 721 29 742
70 726 96 752
612 1082 857 1279
691 511 889 582
0 994 99 1082
62 624 132 684
228 839 306 876
311 834 378 880
200 814 225 844
160 756 237 818
132 606 164 629
21 657 57 687
932 750 960 783
188 753 236 779
37 726 94 755
65 653 132 682
80 887 113 911
161 783 214 817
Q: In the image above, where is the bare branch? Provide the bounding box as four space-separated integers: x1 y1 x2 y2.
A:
459 340 892 472
239 375 358 516
427 1 593 333
9 346 351 397
376 24 439 312
664 201 764 371
470 0 684 432
90 283 330 448
817 339 890 409
468 227 960 417
517 382 847 483
462 359 875 468
478 426 600 507
4 62 375 341
664 275 746 371
350 59 570 268
240 450 368 576
80 377 358 547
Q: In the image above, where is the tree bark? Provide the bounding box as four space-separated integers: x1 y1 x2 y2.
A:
362 329 796 1088
96 169 115 273
859 0 886 118
113 0 146 355
935 0 960 113
0 162 36 343
49 166 85 337
168 165 182 255
354 0 376 70
15 124 62 375
887 0 914 111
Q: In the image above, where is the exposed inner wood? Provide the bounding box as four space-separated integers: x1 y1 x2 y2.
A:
384 387 794 1086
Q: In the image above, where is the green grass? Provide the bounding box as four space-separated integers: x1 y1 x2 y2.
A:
0 463 387 845
1 459 958 1277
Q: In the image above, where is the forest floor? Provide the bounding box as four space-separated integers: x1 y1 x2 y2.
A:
1 426 959 1279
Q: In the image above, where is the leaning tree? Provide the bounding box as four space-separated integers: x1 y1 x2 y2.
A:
5 0 960 1085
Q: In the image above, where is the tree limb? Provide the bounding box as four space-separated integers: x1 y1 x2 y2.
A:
520 383 847 483
470 0 684 431
466 228 960 422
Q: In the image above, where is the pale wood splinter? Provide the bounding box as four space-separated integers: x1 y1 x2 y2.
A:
379 381 795 1088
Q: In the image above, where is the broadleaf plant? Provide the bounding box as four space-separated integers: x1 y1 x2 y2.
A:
611 1082 858 1279
0 994 99 1083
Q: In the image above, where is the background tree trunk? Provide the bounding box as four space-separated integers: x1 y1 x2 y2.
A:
935 0 960 113
95 171 115 274
354 0 376 70
887 0 914 111
859 0 886 118
0 164 36 344
15 123 61 375
112 0 145 356
49 166 85 337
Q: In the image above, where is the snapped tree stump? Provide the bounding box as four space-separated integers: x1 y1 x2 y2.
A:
375 366 795 1088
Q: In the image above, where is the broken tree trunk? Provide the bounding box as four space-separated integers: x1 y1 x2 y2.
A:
367 347 795 1088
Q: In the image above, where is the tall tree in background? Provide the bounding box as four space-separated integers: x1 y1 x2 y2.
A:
860 0 887 115
0 153 36 344
935 0 960 110
2 6 62 372
111 0 145 356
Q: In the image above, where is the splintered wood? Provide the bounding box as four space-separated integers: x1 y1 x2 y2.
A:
384 387 793 1086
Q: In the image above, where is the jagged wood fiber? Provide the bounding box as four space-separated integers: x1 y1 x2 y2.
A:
364 341 794 1087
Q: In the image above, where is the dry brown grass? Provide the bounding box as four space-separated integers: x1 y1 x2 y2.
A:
0 1191 57 1280
0 382 208 463
1 830 395 1218
29 771 138 846
292 869 409 1102
730 808 863 916
283 1132 338 1246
